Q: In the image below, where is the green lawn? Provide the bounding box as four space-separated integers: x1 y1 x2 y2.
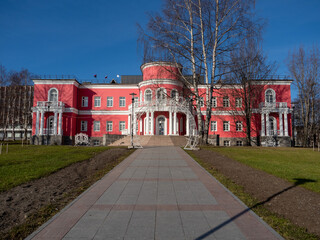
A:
203 147 320 193
0 145 112 192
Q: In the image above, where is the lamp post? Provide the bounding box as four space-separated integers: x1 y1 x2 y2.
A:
129 93 137 148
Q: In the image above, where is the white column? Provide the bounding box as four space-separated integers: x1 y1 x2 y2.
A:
279 112 283 136
40 111 44 135
133 114 137 135
151 111 154 135
53 111 58 135
266 112 269 136
36 110 40 135
128 114 131 133
146 112 149 135
173 111 177 135
186 114 190 136
261 113 265 136
139 119 142 134
58 111 62 135
284 111 288 136
169 111 172 135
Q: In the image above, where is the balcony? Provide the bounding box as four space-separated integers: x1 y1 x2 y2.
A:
37 101 65 108
259 102 287 109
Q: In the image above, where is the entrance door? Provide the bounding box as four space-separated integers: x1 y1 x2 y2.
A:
158 117 165 135
47 116 54 135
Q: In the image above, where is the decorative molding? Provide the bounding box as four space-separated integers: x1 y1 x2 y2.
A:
139 79 183 88
79 84 139 89
78 110 129 115
33 79 79 86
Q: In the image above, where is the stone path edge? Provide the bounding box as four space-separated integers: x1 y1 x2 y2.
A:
177 147 283 239
25 149 141 240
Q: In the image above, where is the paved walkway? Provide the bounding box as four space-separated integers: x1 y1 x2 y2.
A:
27 147 282 240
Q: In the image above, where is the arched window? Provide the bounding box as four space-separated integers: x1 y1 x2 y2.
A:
48 88 58 102
145 89 152 102
171 89 178 100
265 89 275 103
157 88 166 102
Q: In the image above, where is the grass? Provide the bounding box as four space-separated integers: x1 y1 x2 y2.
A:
202 147 320 193
186 150 319 240
0 145 113 192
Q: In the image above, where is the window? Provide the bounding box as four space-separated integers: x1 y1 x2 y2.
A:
48 88 58 102
223 97 230 107
223 121 230 131
211 121 217 132
93 140 100 146
223 140 231 146
119 121 126 131
236 121 243 132
119 97 126 107
107 97 113 107
236 141 243 146
106 121 113 132
145 89 152 102
134 97 139 103
82 97 88 107
235 98 242 108
212 97 217 108
94 96 101 107
199 97 204 107
157 88 166 102
171 89 178 100
81 121 87 131
265 89 275 103
93 121 100 131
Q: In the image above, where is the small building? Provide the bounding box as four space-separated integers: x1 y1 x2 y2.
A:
31 62 293 146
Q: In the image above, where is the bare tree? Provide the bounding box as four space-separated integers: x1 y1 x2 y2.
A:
287 46 320 147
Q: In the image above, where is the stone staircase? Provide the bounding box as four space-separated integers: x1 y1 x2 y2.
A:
109 135 188 147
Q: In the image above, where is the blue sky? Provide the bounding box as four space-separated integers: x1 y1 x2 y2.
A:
0 0 319 82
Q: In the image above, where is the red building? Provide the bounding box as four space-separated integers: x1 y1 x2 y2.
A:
32 62 293 146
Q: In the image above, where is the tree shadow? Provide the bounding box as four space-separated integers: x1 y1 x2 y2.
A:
195 178 317 240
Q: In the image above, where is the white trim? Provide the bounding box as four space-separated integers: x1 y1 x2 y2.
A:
140 61 182 71
79 85 139 89
265 88 276 103
64 108 79 114
202 111 245 116
78 110 129 115
33 79 79 86
48 88 59 102
139 79 183 88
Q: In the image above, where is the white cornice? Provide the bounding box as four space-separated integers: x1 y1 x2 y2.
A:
78 110 129 115
64 108 79 114
139 79 183 88
140 62 182 71
79 84 139 89
33 79 79 87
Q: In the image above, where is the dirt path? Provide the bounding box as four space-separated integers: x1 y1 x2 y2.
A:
192 149 320 237
0 148 130 239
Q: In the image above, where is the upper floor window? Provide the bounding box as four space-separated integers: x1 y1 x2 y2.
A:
211 121 217 132
212 97 217 108
223 96 230 107
145 89 152 102
107 97 113 107
94 96 101 107
93 121 100 131
82 96 88 107
235 98 242 108
157 88 166 102
119 97 126 107
48 88 58 102
171 89 178 100
265 89 276 103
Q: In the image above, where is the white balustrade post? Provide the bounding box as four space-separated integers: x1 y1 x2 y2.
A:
40 111 44 135
58 111 62 135
266 112 269 136
279 112 283 136
261 113 265 136
36 110 40 135
53 111 58 135
169 111 172 135
284 111 288 136
151 111 154 135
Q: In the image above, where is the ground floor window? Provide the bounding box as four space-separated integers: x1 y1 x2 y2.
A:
81 121 87 131
236 140 243 146
223 121 230 131
93 121 100 131
106 121 113 132
93 139 100 146
236 121 243 132
223 140 230 146
211 121 217 132
119 121 126 131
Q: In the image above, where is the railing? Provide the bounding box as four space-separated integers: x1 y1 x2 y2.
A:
37 101 65 108
261 130 284 136
259 102 287 109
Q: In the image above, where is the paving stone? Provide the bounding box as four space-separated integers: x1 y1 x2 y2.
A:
155 211 185 240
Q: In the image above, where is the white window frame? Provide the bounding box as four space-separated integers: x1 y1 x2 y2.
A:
107 96 113 107
235 98 242 108
93 121 100 132
144 89 152 102
236 121 243 132
48 88 58 102
119 121 126 131
212 97 217 108
94 96 101 107
81 121 87 131
223 121 230 131
119 97 126 107
106 121 113 132
223 96 230 107
224 140 231 146
82 96 88 107
265 89 276 103
211 121 217 132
